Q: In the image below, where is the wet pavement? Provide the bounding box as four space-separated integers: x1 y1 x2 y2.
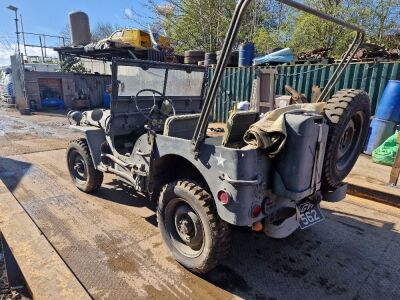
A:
0 149 399 299
0 107 80 156
1 107 399 299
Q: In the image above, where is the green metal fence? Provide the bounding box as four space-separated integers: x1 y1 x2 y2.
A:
209 62 400 122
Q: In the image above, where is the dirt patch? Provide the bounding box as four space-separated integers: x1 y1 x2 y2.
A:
0 107 80 156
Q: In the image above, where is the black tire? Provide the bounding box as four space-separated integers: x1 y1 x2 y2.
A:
184 57 201 64
157 180 231 274
184 50 205 57
322 89 371 190
205 52 216 60
204 59 217 66
66 139 103 193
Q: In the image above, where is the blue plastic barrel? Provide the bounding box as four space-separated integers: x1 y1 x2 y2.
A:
239 42 254 67
375 80 400 122
41 97 64 109
103 92 111 108
363 117 398 155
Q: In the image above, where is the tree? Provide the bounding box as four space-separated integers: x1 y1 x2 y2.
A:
362 0 400 48
252 1 296 53
150 0 237 53
59 24 72 47
60 22 122 44
91 23 121 42
287 0 364 55
59 57 87 73
158 0 400 57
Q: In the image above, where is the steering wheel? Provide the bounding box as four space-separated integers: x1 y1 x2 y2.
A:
134 88 175 121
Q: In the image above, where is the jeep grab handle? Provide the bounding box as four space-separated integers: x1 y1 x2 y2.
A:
219 173 262 186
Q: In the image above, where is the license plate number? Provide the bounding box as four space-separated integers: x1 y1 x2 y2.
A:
297 201 324 229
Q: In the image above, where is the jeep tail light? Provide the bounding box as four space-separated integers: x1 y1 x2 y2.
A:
251 205 262 218
217 191 230 205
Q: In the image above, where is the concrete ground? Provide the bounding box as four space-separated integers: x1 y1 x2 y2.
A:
347 154 400 205
1 108 400 299
0 106 81 156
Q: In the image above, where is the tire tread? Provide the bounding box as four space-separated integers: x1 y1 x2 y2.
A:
66 139 103 193
157 179 231 274
322 90 370 189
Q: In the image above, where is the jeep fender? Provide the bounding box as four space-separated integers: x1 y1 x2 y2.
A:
69 125 105 168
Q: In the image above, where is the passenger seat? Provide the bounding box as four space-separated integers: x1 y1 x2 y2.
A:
163 114 200 140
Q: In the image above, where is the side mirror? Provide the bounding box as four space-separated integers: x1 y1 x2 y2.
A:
91 109 104 122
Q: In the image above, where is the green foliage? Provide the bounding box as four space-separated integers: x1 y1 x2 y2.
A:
59 57 87 74
147 0 400 57
155 0 237 53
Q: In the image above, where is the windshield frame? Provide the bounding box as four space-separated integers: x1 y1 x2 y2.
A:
111 58 207 100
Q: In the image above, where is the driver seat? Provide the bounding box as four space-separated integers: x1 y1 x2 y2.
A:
163 114 200 140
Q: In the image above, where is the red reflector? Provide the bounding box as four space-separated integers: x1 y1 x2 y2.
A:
218 191 230 205
251 205 262 218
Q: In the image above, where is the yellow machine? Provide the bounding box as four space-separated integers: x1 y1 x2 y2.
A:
103 29 171 49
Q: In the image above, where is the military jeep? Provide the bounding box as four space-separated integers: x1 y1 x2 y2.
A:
66 0 371 273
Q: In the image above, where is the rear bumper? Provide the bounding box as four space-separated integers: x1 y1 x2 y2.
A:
322 183 348 202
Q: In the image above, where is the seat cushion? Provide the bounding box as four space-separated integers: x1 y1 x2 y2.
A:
222 111 259 147
163 114 200 140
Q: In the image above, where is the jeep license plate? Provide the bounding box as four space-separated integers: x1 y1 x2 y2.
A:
297 201 324 229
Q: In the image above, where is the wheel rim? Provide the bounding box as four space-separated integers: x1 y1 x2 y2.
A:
68 149 88 184
165 198 205 258
336 111 364 171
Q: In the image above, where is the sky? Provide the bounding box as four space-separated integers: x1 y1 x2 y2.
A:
0 0 159 66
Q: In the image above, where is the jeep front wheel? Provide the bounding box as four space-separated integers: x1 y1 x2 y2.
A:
157 180 231 274
66 139 103 193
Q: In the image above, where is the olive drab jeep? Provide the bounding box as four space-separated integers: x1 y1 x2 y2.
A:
66 0 371 273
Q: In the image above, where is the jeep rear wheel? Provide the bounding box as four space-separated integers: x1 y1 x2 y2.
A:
157 180 230 274
66 139 103 193
322 89 371 190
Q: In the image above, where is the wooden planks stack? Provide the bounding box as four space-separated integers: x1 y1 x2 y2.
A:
389 132 400 186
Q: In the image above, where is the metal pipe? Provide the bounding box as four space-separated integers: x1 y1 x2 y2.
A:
38 36 44 63
6 5 21 57
23 32 70 39
101 153 131 168
43 35 47 58
14 10 20 57
97 165 136 186
191 0 252 156
20 14 27 57
278 0 364 34
317 32 364 101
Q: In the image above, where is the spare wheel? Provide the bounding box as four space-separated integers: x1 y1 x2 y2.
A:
322 89 371 190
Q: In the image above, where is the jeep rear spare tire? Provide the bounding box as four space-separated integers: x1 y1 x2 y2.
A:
322 89 371 190
157 180 231 274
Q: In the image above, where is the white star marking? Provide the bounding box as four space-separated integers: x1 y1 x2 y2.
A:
215 153 226 167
